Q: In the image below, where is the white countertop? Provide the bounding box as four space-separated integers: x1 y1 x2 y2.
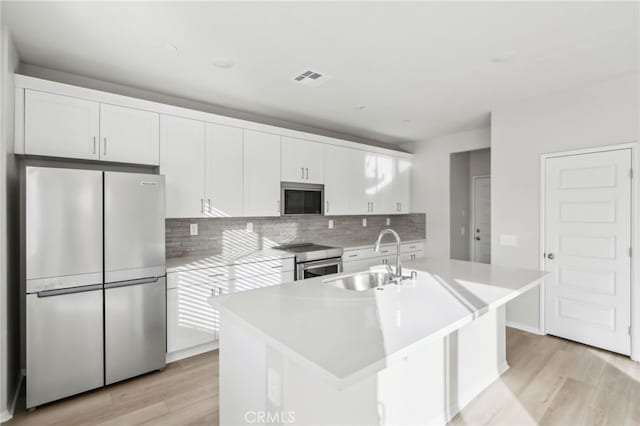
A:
166 248 294 273
210 257 547 388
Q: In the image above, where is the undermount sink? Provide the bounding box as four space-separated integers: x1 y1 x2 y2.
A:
324 270 394 291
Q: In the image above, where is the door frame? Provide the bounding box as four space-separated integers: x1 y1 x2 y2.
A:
471 175 490 263
539 142 639 361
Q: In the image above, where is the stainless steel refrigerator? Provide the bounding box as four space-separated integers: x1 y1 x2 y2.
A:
25 166 166 408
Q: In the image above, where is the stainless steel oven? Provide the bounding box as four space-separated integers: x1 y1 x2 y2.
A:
273 243 343 280
281 182 324 215
296 257 343 280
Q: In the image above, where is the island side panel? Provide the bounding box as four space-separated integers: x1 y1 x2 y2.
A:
219 308 507 426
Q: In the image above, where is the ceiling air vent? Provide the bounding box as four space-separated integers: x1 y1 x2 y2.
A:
292 69 331 86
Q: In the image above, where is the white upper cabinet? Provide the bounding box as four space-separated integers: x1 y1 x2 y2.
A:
350 149 378 215
395 157 411 213
373 154 396 215
24 90 100 160
205 123 244 217
160 115 206 218
243 130 281 217
281 136 325 184
324 145 352 215
99 104 160 165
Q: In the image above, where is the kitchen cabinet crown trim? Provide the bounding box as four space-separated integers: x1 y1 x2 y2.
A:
14 74 412 159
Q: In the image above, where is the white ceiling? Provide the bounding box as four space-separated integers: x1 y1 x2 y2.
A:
3 1 639 145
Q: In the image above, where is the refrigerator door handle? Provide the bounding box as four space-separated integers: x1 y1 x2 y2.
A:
104 276 161 290
37 284 103 298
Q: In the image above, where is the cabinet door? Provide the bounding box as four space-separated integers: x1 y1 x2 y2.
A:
374 154 396 215
281 136 325 184
24 90 99 160
99 104 160 165
205 123 243 217
243 130 281 217
167 285 217 353
160 115 205 218
324 145 352 215
396 157 411 213
350 149 377 214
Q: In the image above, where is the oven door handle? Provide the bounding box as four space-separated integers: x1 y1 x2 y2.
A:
299 258 343 269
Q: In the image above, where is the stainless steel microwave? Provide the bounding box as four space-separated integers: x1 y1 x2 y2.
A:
281 182 324 215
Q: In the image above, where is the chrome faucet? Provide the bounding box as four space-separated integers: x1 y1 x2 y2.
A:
374 229 403 281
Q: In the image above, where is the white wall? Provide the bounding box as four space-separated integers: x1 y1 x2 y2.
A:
492 72 640 331
0 12 19 422
407 128 490 257
469 148 490 179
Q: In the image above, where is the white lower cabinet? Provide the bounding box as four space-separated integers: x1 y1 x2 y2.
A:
166 258 294 359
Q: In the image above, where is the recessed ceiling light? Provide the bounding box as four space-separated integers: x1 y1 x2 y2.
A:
402 119 411 124
212 56 234 69
355 105 367 110
165 43 178 52
491 50 516 63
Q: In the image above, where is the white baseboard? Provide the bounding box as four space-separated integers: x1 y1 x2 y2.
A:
506 321 545 336
0 373 23 423
166 341 219 364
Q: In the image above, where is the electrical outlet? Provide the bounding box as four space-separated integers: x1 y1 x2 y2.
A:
246 222 253 233
328 220 334 229
189 223 198 236
362 218 367 227
386 217 391 226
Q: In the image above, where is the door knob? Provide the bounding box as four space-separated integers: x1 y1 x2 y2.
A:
547 253 555 260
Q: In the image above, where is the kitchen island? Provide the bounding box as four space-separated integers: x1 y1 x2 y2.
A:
210 258 546 425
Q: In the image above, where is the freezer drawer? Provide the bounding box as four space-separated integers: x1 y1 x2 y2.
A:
104 172 165 283
26 286 104 408
26 167 103 293
105 276 166 385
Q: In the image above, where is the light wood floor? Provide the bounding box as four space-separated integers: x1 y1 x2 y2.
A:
7 328 640 425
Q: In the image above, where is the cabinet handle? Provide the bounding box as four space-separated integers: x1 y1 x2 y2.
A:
208 199 212 214
301 167 304 179
208 273 225 278
201 199 204 214
103 137 107 156
348 254 358 258
93 136 96 154
271 265 282 269
277 199 280 213
305 168 309 179
326 200 329 213
371 202 374 213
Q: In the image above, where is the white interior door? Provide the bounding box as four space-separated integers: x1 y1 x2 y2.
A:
472 176 491 263
545 148 632 355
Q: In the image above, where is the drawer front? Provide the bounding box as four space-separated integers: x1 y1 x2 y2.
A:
401 242 425 254
167 257 295 289
343 245 396 262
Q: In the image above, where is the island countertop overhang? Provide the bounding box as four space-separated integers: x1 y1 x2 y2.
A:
210 258 547 389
